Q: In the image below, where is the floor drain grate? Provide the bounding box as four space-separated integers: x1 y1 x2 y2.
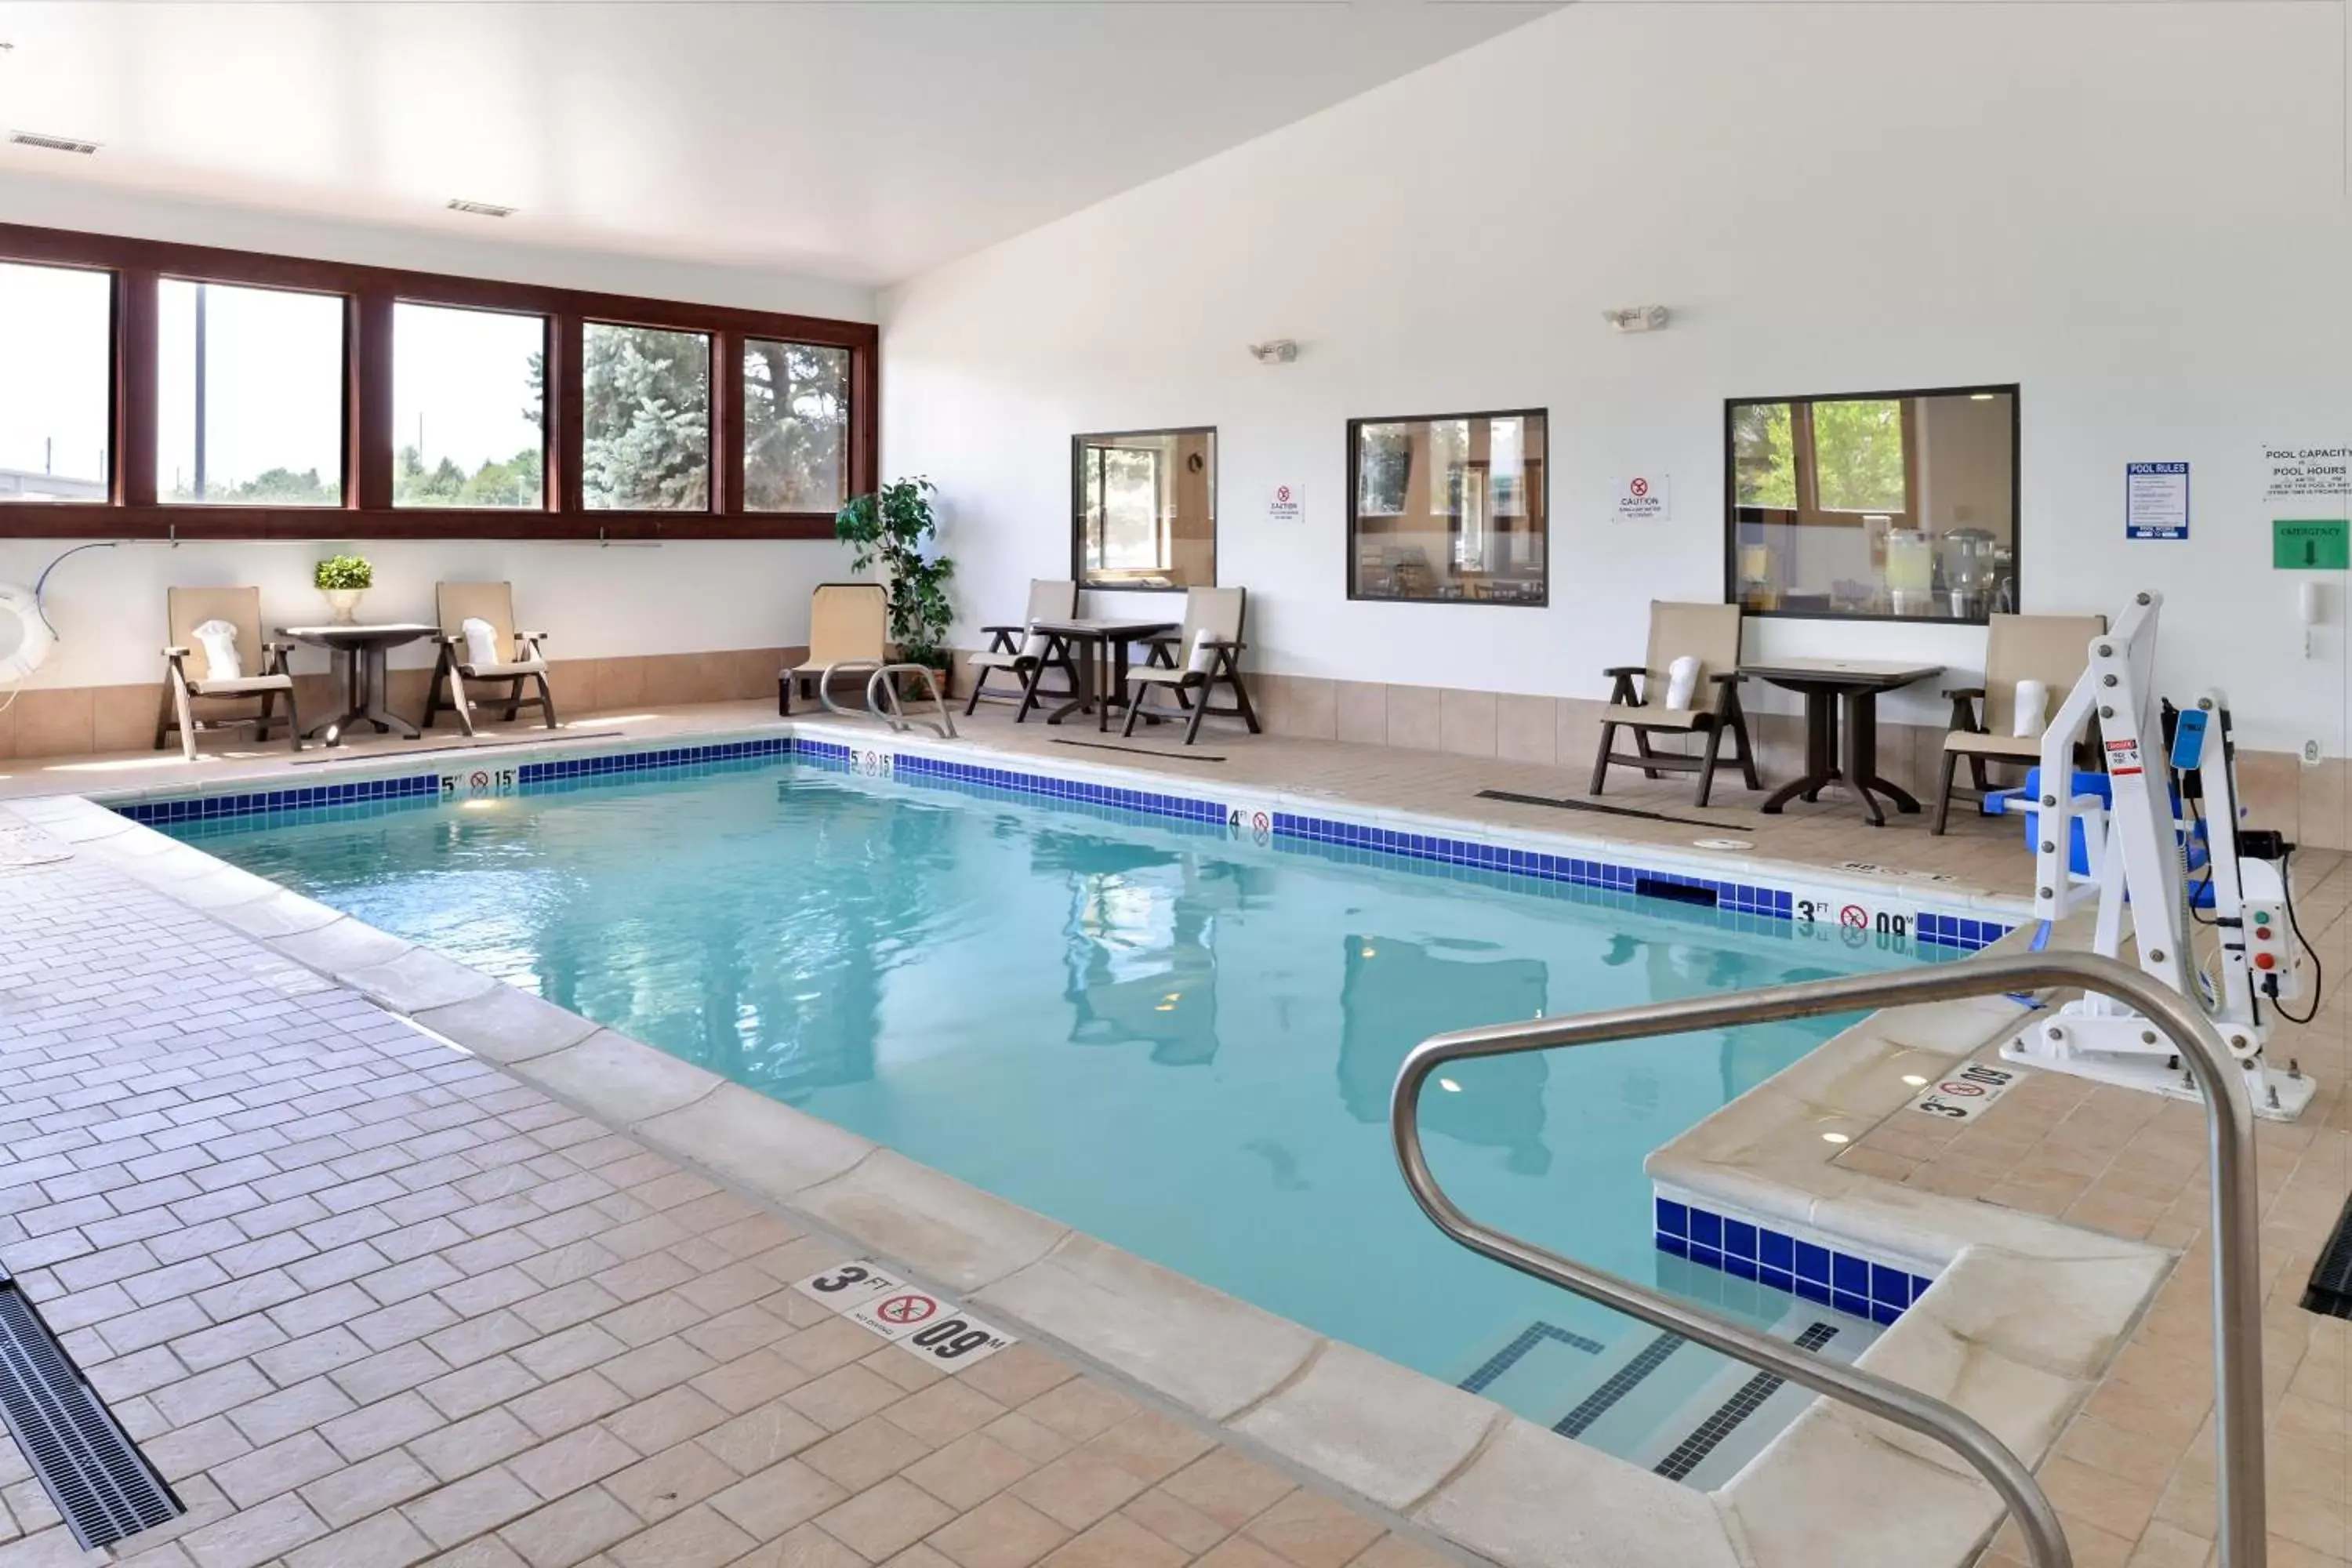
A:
0 1276 181 1549
2300 1191 2352 1318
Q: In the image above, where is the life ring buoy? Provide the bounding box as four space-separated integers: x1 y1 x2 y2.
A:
0 584 55 685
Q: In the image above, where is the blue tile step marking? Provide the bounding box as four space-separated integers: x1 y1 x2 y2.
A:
115 771 442 826
1650 1320 1842 1483
1552 1330 1687 1439
1656 1196 1933 1327
1455 1322 1605 1397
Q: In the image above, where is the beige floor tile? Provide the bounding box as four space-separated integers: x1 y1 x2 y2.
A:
604 1440 738 1523
497 1486 643 1568
813 1475 955 1560
706 1457 848 1539
802 1412 935 1491
902 1432 1039 1511
1241 1489 1387 1568
608 1503 757 1568
1158 1450 1297 1532
1037 1512 1189 1567
731 1523 869 1568
927 1492 1073 1568
1008 1448 1152 1531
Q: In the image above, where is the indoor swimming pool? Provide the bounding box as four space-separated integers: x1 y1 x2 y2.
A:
159 751 1947 1485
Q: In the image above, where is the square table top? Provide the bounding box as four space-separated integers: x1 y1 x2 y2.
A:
1740 656 1944 688
1029 617 1181 637
280 622 443 641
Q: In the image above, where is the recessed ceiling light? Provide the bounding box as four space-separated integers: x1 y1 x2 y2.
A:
1437 1077 1463 1094
1901 1073 1929 1087
1821 1131 1852 1145
447 198 516 219
9 130 98 155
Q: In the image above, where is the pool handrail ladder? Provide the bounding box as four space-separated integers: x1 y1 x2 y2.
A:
815 659 959 739
1392 951 2268 1568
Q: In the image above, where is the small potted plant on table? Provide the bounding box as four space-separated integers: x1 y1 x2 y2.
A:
314 554 373 624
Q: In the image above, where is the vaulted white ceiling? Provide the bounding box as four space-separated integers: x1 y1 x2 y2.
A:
0 1 1561 285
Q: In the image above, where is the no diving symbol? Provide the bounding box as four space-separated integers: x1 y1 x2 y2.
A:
1251 810 1271 833
1630 477 1650 499
469 770 491 789
1936 1080 1987 1098
1276 485 1291 504
1838 904 1869 930
876 1294 936 1327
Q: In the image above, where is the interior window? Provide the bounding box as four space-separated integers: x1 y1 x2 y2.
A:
1073 428 1215 590
1730 387 2016 622
1348 410 1547 604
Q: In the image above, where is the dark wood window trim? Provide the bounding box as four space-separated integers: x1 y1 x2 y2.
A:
0 221 877 541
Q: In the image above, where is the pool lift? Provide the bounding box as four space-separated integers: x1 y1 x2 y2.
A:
1994 589 2319 1120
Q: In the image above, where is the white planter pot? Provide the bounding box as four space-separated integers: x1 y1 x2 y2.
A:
324 588 365 625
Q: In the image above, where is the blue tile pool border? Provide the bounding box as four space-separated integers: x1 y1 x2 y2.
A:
108 728 2015 953
1655 1194 1936 1326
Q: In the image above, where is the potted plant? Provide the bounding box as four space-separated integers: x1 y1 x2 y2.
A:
314 554 373 624
836 477 956 691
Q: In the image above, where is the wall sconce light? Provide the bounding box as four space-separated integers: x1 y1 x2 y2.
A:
1600 306 1671 333
1247 339 1299 365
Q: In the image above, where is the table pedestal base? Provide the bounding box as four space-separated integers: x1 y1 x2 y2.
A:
303 647 422 746
1758 688 1922 828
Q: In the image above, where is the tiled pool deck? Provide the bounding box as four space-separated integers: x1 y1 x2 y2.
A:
0 819 1458 1568
0 696 2346 1566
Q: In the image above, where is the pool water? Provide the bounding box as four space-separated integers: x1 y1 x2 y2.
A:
169 755 1936 1480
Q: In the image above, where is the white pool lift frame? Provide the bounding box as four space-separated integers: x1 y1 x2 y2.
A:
2000 589 2317 1120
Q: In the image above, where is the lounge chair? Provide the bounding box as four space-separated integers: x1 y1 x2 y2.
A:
966 579 1079 717
1589 601 1759 807
780 583 889 713
423 582 558 735
154 586 301 760
1932 612 2107 833
1120 586 1261 745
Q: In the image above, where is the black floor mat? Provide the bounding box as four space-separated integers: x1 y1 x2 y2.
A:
1475 788 1747 833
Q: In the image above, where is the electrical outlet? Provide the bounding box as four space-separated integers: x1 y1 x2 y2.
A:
2304 739 2324 765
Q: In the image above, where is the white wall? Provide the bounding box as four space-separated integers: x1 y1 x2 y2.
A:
880 1 2352 753
0 172 877 688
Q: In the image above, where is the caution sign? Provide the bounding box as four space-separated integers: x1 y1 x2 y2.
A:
1614 475 1671 524
2105 737 2143 778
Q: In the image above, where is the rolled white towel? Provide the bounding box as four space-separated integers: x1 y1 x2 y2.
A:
1664 654 1701 711
1019 623 1050 660
462 616 503 668
1187 630 1221 674
2012 678 2049 739
192 619 242 681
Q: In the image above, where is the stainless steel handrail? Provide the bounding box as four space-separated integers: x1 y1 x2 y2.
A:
812 659 959 740
1391 951 2265 1568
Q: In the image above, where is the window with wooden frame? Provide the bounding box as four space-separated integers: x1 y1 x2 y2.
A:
1726 385 2019 623
0 221 877 539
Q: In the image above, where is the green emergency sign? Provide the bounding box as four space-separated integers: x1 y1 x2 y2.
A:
2274 519 2350 570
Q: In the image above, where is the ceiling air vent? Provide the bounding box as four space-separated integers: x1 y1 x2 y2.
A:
447 198 515 218
8 131 99 155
